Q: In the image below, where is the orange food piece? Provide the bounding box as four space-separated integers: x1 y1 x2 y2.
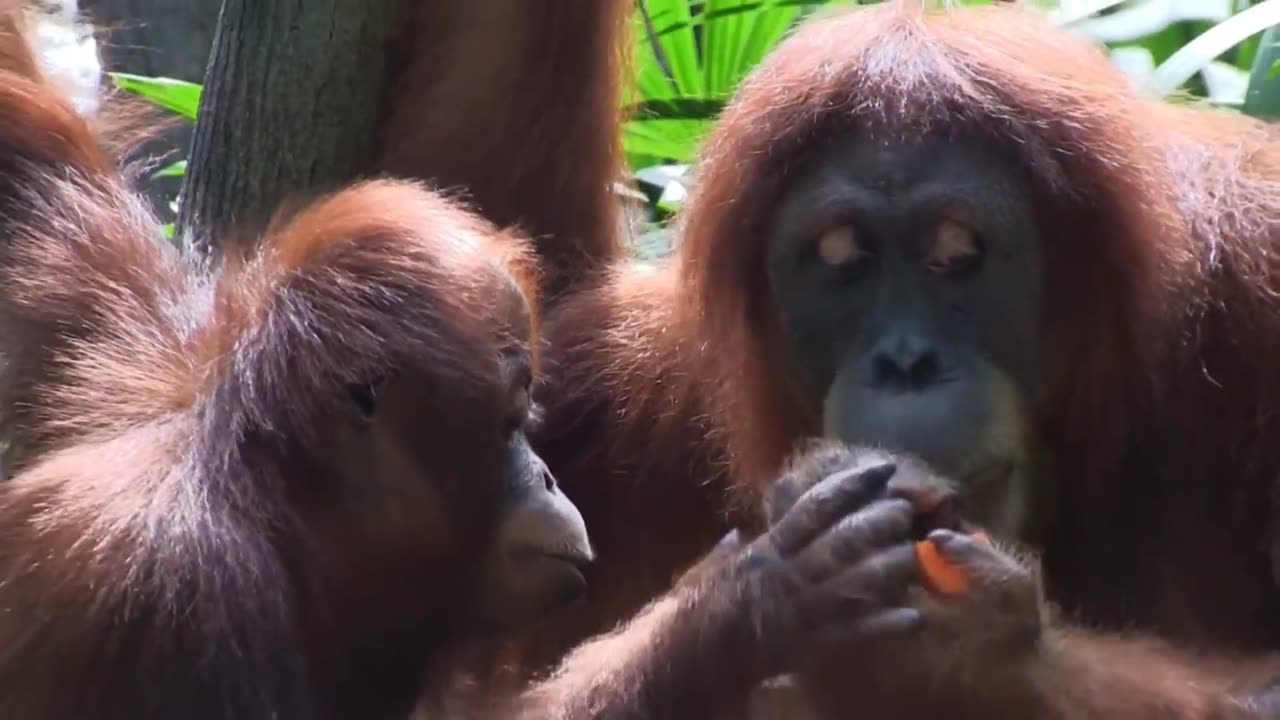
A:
915 531 991 597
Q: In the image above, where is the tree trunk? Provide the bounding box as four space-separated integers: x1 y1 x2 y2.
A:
177 0 398 258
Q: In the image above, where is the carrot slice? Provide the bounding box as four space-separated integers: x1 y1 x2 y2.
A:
915 531 992 597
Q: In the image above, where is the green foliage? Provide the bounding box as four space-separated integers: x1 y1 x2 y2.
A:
152 160 188 179
624 0 1280 225
1244 26 1280 118
625 0 847 214
624 0 834 166
108 73 202 122
107 74 197 241
109 1 1280 234
1146 0 1280 99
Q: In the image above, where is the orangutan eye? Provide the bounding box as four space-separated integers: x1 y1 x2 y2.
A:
504 387 531 437
815 224 867 268
501 360 535 438
927 219 984 276
348 375 388 420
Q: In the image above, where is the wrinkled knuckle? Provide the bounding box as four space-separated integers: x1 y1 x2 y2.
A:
739 544 784 579
811 547 850 582
838 462 881 485
850 506 908 544
862 555 898 586
804 482 841 512
846 462 896 492
881 499 916 527
887 496 915 512
888 542 921 565
830 511 866 539
932 529 965 548
738 549 801 609
863 459 897 478
825 468 864 495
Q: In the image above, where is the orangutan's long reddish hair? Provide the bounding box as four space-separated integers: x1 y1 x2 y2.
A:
0 9 557 714
379 0 634 298
505 1 1280 704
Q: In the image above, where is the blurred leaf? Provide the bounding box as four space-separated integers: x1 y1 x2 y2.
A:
1108 45 1158 83
630 12 679 105
625 0 846 166
1151 0 1280 94
1202 59 1251 104
109 73 202 122
628 97 727 119
624 118 711 167
642 0 705 96
634 163 691 188
648 0 845 36
1243 25 1280 118
655 182 690 213
704 0 750 95
1070 0 1231 45
704 1 813 95
1051 0 1128 26
152 160 188 180
1138 23 1199 66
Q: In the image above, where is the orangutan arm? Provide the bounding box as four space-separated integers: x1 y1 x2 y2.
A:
500 457 930 720
845 530 1280 720
1002 628 1280 719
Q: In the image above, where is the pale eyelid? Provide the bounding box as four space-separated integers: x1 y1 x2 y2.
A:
926 218 984 275
816 224 864 267
929 220 977 260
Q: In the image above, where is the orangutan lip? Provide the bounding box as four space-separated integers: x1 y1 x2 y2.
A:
545 551 593 572
905 459 1015 539
509 545 594 572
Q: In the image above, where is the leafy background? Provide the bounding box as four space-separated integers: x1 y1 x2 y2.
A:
111 0 1280 255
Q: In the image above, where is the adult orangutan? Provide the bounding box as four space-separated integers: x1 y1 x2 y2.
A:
492 1 1280 716
0 3 952 717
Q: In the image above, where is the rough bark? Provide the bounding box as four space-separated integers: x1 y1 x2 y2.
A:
177 0 397 258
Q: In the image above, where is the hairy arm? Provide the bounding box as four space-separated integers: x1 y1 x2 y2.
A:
796 529 1280 720
954 533 1280 719
1015 628 1280 719
506 584 762 719
751 447 1280 720
496 455 927 720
